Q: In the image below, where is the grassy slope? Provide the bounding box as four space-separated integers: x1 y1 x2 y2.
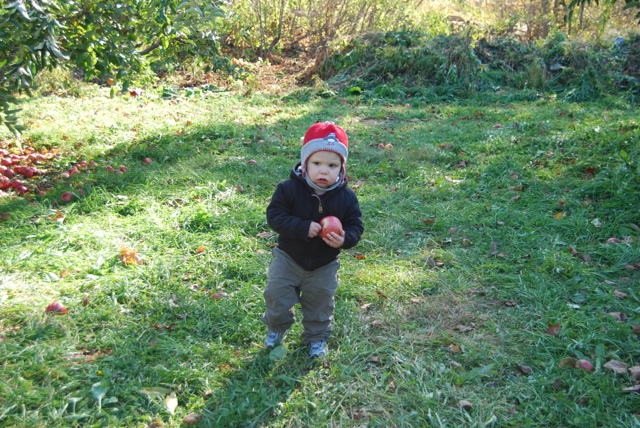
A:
1 89 639 427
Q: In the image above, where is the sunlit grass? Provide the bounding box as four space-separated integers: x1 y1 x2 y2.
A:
1 88 639 426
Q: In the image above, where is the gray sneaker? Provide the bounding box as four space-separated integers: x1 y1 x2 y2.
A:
308 339 328 359
264 330 287 348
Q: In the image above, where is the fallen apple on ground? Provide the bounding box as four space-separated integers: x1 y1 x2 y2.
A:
61 192 73 202
577 359 593 371
45 302 67 314
319 216 343 239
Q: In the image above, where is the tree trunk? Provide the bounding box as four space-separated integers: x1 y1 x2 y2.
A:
268 0 286 52
542 0 549 39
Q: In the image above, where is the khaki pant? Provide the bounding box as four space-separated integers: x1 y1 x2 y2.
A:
261 247 340 345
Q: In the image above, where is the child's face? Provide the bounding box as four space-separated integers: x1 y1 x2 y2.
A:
306 151 342 189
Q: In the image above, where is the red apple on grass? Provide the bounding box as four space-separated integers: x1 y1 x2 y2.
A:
142 158 153 164
61 192 73 202
45 302 67 314
318 216 343 239
0 177 10 189
576 359 593 371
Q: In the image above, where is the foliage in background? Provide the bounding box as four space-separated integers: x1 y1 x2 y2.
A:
219 0 449 56
0 0 229 135
316 30 640 103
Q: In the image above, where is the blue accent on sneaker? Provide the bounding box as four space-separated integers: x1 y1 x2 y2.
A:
264 330 287 348
308 339 328 359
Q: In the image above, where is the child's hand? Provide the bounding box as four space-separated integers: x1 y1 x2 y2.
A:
308 222 322 238
323 229 345 248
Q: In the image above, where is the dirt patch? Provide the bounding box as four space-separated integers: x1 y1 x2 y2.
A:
402 292 484 333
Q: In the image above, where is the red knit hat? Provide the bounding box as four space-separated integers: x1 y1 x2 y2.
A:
300 122 348 174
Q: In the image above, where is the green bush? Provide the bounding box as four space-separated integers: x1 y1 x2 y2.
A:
317 29 640 103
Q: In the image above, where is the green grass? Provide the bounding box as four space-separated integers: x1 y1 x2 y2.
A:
1 87 640 427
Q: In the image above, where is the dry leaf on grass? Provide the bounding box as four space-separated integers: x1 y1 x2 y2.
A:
629 366 640 380
165 392 178 415
511 195 522 202
50 210 66 222
375 290 389 299
256 231 275 239
610 312 629 322
182 414 203 425
367 356 382 365
614 289 628 299
544 322 561 336
449 344 462 354
632 325 640 338
569 245 579 256
604 360 629 374
195 246 206 253
490 241 498 255
455 324 474 333
579 253 592 263
148 418 165 428
518 363 532 375
119 246 142 265
459 400 473 411
505 300 518 307
558 357 576 368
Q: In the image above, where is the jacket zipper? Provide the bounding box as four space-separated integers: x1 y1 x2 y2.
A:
311 194 323 214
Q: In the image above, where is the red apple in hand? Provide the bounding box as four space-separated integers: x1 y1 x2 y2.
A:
318 216 343 239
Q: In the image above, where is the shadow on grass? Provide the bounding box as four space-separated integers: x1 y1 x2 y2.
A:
2 93 640 426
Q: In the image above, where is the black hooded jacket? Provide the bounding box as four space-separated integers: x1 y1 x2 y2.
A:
266 162 364 271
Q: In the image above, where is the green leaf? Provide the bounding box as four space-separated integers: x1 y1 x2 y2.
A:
92 381 109 410
619 149 630 162
139 387 172 396
269 344 287 360
164 392 178 415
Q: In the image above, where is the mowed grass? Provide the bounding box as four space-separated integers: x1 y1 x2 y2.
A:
1 87 640 427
